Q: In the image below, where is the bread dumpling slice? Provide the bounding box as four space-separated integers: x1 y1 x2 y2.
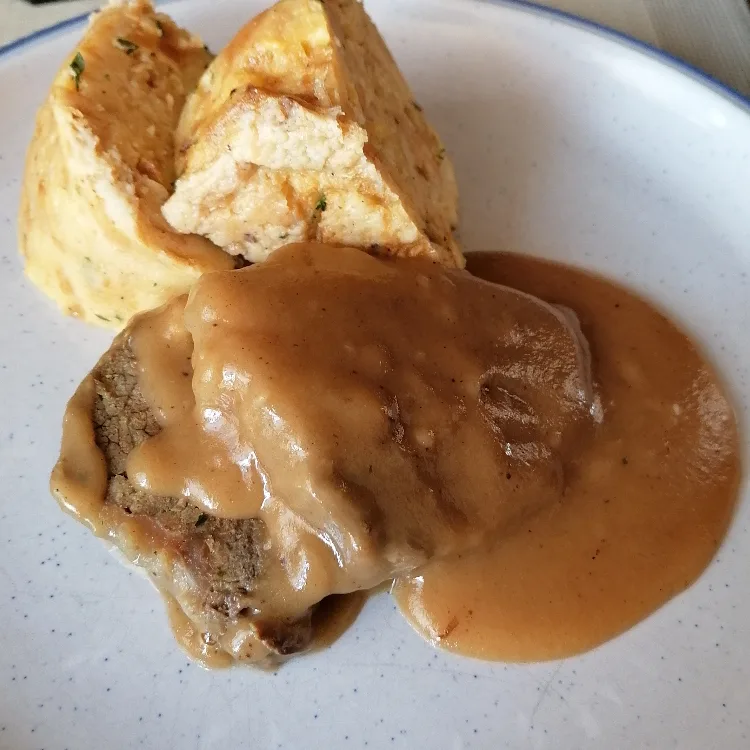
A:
162 0 462 266
19 0 234 328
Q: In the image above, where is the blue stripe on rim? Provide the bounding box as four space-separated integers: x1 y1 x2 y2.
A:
0 0 748 113
0 12 90 57
498 0 750 112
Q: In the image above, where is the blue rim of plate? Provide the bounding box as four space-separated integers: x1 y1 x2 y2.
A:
0 0 748 114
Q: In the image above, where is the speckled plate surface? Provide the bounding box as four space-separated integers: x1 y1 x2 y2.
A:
1 1 749 748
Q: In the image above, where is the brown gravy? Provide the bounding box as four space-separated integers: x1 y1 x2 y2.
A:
128 243 598 610
311 593 368 651
164 592 366 668
165 595 234 670
52 244 741 667
393 252 741 661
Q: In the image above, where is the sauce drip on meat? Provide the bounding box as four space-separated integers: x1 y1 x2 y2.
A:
51 244 740 666
393 252 741 661
124 244 596 620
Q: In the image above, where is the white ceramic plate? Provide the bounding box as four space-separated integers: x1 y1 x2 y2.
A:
1 1 749 747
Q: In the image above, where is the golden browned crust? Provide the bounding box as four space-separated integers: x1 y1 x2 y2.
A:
163 0 462 265
19 0 234 328
82 326 314 662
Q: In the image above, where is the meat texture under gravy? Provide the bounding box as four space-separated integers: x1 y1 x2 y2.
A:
52 243 597 665
179 244 597 602
52 317 314 667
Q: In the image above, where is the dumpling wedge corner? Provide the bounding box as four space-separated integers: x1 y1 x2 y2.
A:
162 0 462 266
18 0 234 329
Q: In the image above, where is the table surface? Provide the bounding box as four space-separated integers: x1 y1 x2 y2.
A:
1 0 750 96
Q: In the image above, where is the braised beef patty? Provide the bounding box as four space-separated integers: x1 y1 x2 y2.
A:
89 336 313 658
53 245 598 666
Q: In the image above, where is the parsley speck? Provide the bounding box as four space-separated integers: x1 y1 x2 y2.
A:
70 52 85 90
115 37 139 55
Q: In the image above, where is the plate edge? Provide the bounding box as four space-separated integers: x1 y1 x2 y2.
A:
0 12 90 58
0 0 748 113
486 0 750 113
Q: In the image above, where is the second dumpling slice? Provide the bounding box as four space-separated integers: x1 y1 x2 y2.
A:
162 0 462 266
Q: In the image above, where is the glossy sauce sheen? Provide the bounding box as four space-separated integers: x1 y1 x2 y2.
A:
393 252 741 661
124 243 596 619
127 298 267 518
